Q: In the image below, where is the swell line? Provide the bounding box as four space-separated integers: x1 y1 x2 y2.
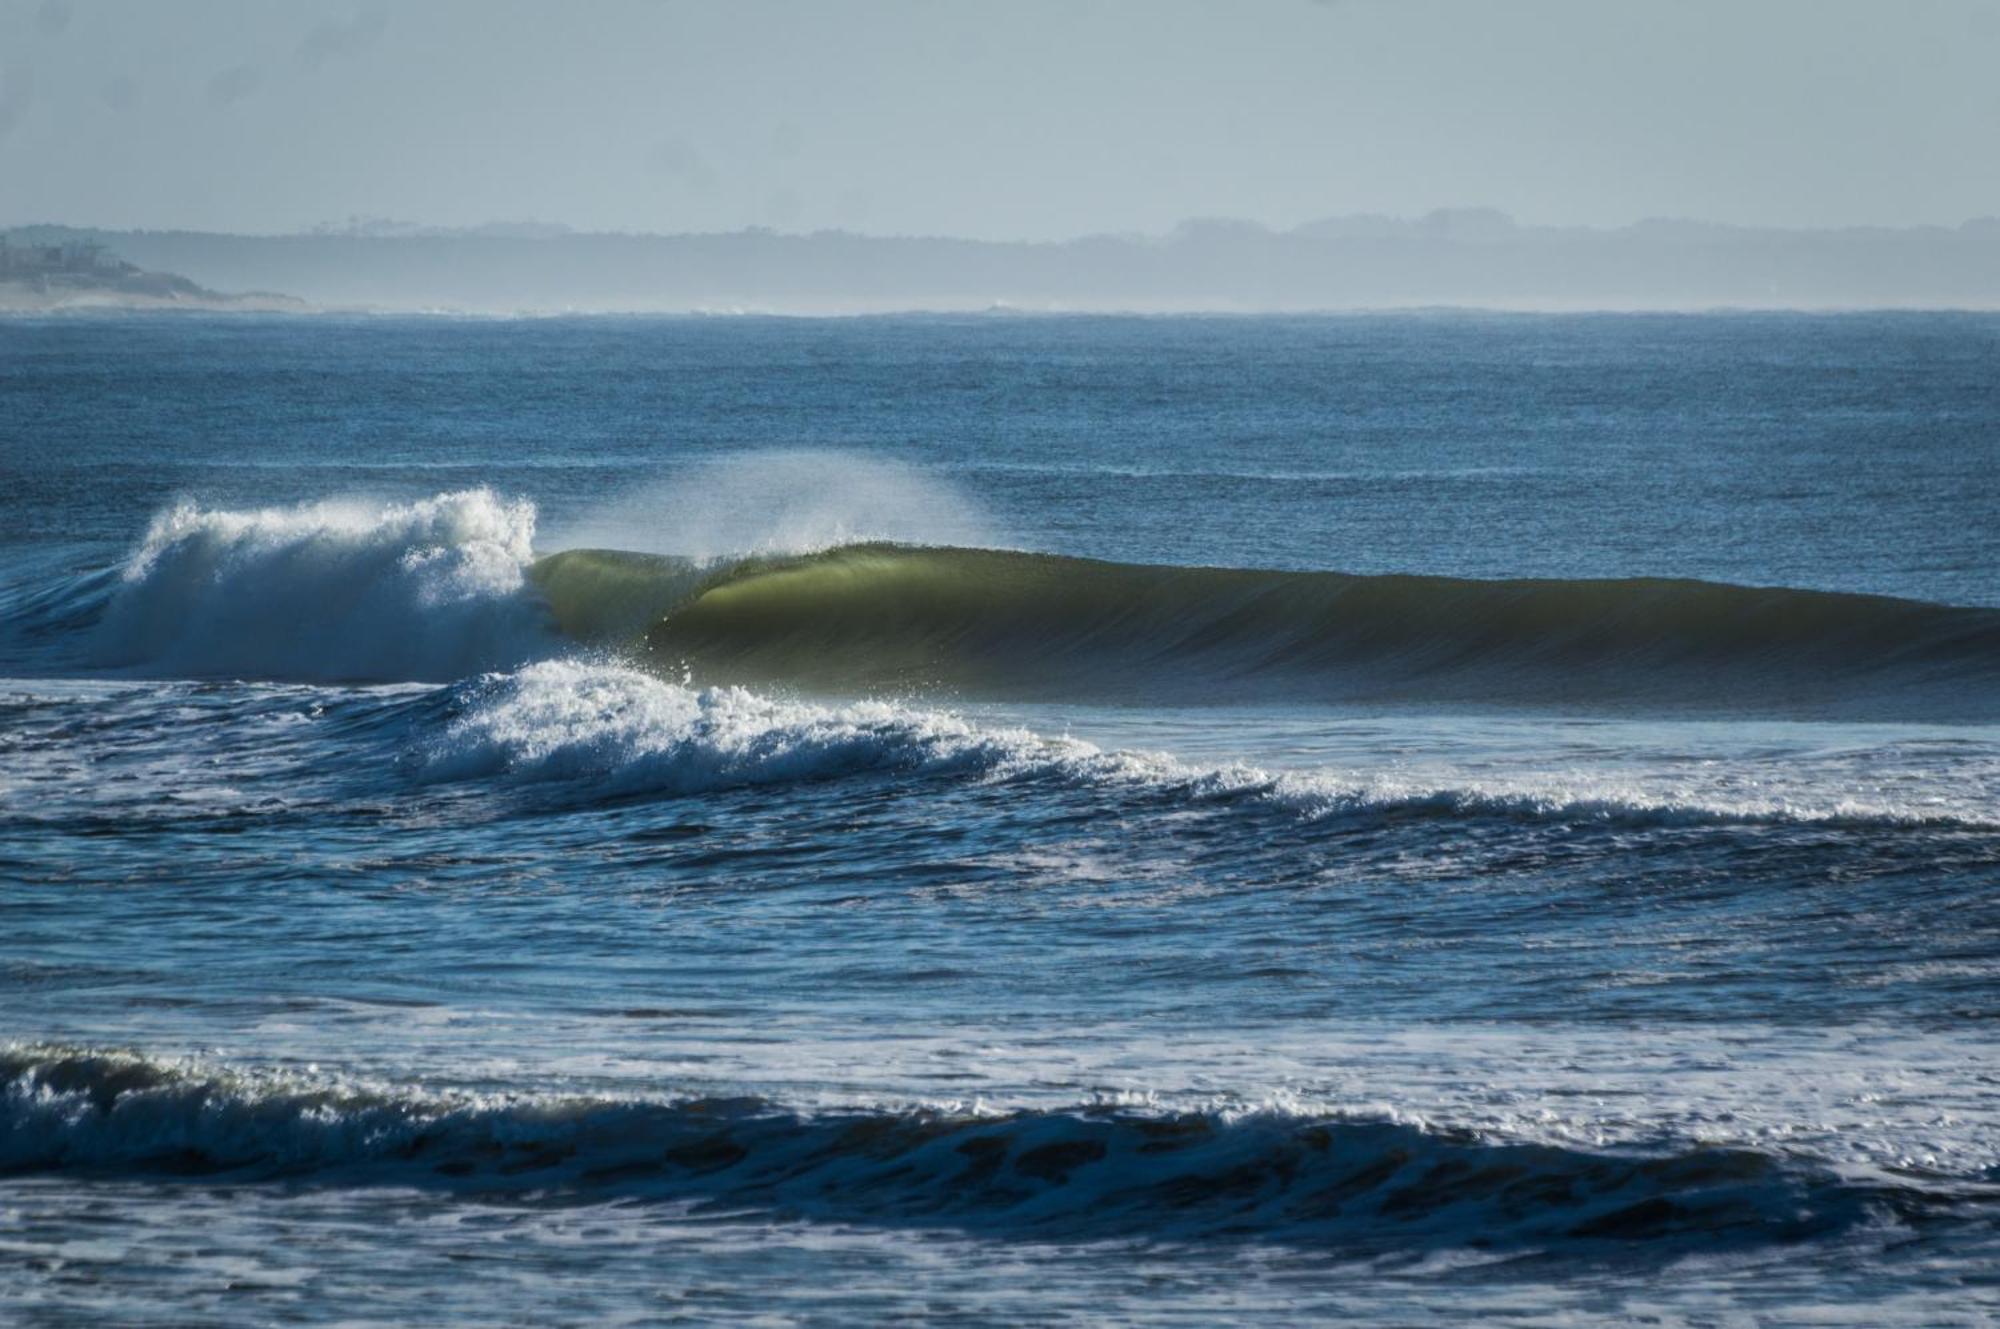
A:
536 544 2000 718
2 1046 1954 1250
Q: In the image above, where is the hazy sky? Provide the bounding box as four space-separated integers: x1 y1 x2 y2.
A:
3 0 1997 238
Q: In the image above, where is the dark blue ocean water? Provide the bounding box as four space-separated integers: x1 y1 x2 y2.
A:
2 312 1998 1326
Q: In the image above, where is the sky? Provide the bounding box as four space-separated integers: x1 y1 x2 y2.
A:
2 0 1997 239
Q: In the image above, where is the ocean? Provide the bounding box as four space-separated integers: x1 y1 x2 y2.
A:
2 311 1997 1326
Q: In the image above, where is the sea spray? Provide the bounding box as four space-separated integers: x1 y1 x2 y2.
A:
92 489 555 682
544 451 996 563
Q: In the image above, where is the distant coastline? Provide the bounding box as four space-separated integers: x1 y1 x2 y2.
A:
0 237 305 314
6 211 1997 315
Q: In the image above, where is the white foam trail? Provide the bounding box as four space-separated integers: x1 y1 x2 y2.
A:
94 490 555 683
422 661 1998 829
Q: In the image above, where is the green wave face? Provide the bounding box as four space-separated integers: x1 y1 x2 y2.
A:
528 548 710 643
534 544 2000 718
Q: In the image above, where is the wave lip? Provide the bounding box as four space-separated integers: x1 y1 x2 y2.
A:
0 1047 1935 1251
90 489 554 683
588 544 2000 719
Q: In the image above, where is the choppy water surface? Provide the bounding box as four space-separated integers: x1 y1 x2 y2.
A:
3 313 1998 1326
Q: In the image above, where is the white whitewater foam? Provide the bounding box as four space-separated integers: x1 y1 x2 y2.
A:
423 658 1054 794
94 490 556 683
421 661 1998 829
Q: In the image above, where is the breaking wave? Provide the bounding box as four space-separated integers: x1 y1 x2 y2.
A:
421 661 1998 830
0 1046 1946 1249
10 491 1999 720
88 490 556 683
421 658 1032 795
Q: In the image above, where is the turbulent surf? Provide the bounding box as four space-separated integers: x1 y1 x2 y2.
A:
6 312 1999 1325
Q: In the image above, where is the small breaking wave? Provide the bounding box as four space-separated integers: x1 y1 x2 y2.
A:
420 661 1999 830
420 658 1036 795
0 1046 1940 1250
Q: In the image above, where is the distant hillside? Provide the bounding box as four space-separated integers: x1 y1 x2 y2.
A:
7 213 1998 314
0 237 305 313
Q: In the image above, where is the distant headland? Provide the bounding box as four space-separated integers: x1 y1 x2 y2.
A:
0 237 305 313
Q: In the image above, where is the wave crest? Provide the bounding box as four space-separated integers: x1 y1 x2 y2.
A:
417 662 1994 830
420 658 1052 794
93 489 554 682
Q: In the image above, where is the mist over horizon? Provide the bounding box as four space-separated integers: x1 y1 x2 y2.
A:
16 205 2000 245
12 205 2000 313
10 0 1998 309
4 0 1998 243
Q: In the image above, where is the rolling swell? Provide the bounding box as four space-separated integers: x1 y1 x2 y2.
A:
14 492 2000 718
532 545 2000 719
0 1046 1940 1251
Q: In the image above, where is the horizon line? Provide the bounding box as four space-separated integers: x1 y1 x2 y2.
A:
7 211 2000 247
